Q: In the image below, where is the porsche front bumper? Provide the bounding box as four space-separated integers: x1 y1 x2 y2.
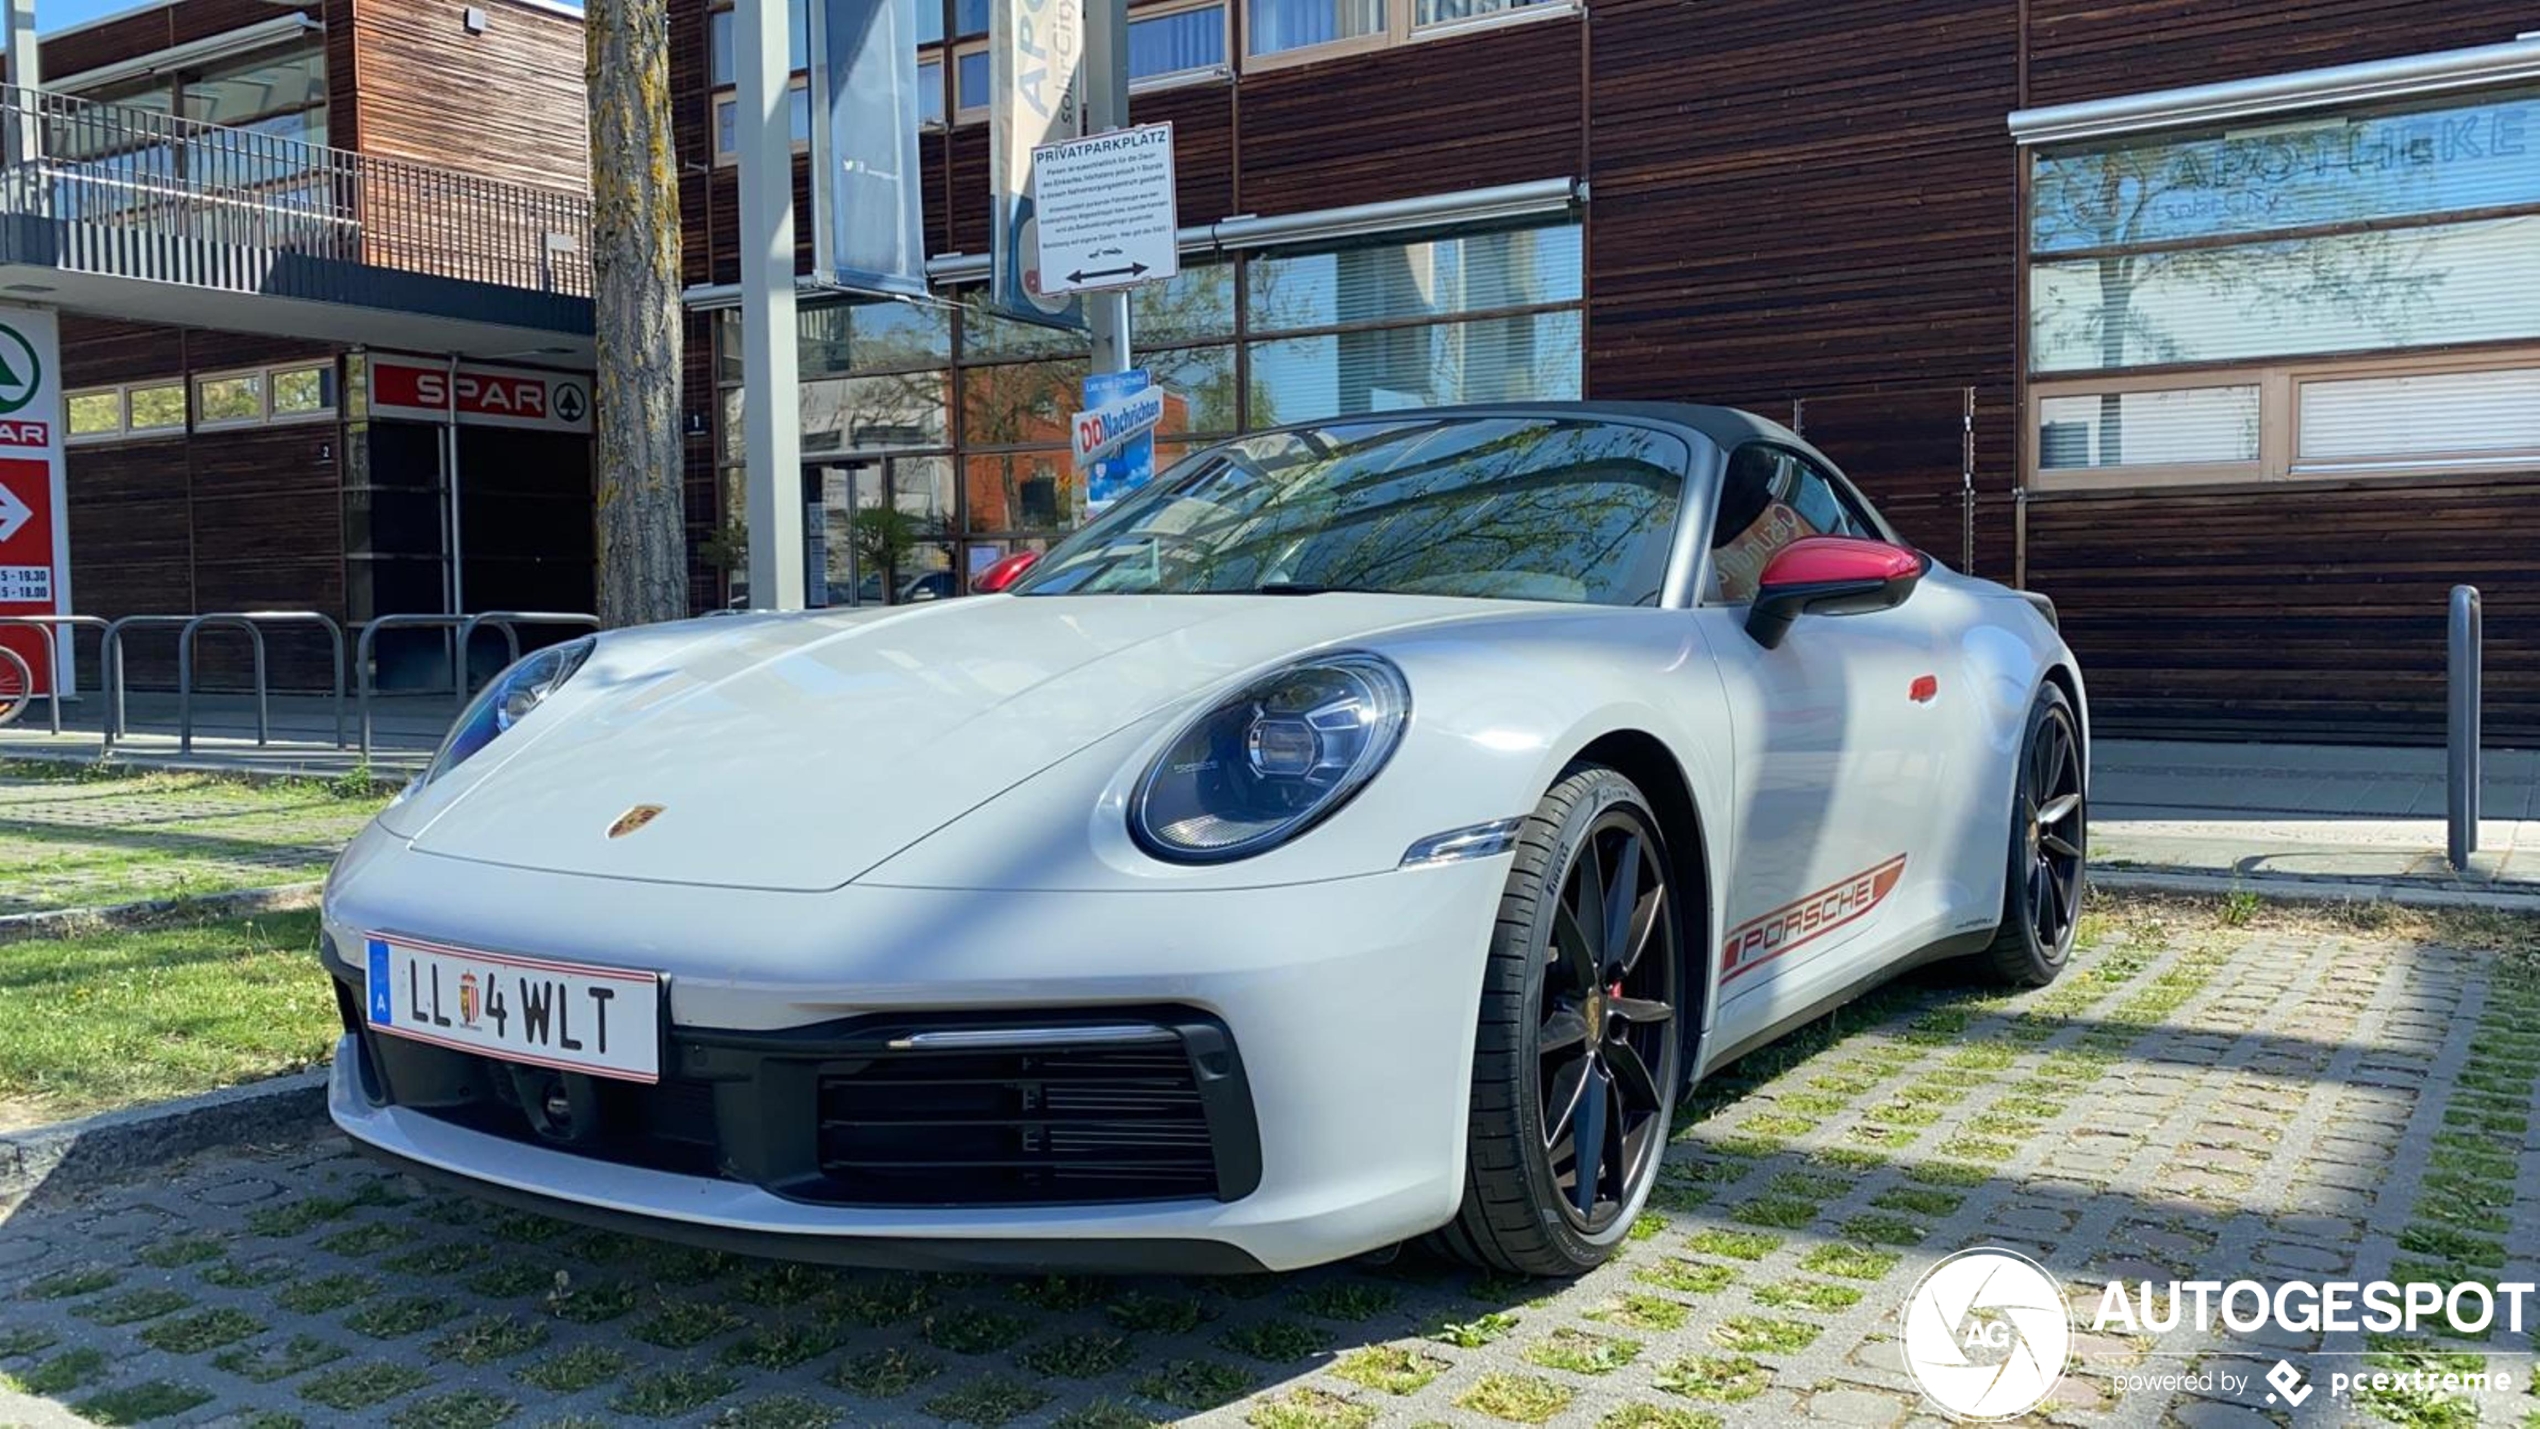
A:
319 830 1509 1273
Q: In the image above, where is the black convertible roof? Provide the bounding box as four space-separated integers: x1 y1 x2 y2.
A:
1275 400 1808 453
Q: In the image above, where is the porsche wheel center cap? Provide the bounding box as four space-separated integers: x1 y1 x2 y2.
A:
1584 991 1606 1041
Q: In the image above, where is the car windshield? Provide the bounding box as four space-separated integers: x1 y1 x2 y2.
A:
1012 416 1691 605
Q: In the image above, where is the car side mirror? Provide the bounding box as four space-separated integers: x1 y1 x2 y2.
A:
973 550 1040 593
1745 536 1928 649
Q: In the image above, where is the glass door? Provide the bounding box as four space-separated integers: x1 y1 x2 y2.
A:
803 457 961 608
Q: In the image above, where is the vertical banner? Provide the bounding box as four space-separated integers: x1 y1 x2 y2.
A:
988 0 1086 328
1079 367 1154 514
811 0 929 296
0 303 63 699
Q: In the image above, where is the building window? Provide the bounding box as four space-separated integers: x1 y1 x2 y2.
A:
1248 0 1560 62
1129 2 1229 83
194 371 265 427
917 56 946 127
270 364 339 419
126 383 186 433
1245 223 1584 424
2026 84 2540 488
712 79 813 163
65 389 122 440
953 44 989 120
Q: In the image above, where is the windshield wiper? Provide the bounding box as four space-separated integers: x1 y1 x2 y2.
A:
1252 581 1350 595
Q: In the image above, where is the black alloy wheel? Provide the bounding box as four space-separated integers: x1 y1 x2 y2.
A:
1538 807 1677 1232
1983 683 2085 986
1433 764 1684 1275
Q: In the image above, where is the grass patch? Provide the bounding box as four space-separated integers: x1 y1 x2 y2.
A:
1332 1345 1448 1395
1105 1289 1209 1333
716 1322 842 1371
138 1306 266 1353
827 1346 942 1397
923 1373 1054 1425
298 1362 432 1412
1247 1387 1376 1429
608 1365 743 1418
1709 1315 1821 1354
1131 1358 1255 1410
1456 1371 1573 1423
0 911 337 1122
429 1313 550 1366
706 1395 839 1429
1429 1310 1519 1347
276 1272 378 1314
72 1380 214 1425
1752 1278 1864 1312
345 1294 465 1339
1524 1326 1642 1374
20 1265 119 1299
212 1334 346 1383
1292 1280 1397 1322
1587 1293 1690 1332
1798 1244 1901 1281
511 1344 631 1394
11 1346 108 1394
920 1305 1030 1354
629 1299 746 1349
1218 1317 1331 1361
1019 1331 1137 1379
74 1287 193 1325
388 1389 520 1429
1684 1228 1780 1260
1652 1354 1770 1403
1601 1405 1724 1429
1635 1258 1736 1295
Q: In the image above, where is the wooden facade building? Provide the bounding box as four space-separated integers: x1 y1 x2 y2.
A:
675 0 2540 743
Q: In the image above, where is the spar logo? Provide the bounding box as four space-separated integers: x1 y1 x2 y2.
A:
1903 1248 2072 1420
1720 853 1906 981
0 323 41 415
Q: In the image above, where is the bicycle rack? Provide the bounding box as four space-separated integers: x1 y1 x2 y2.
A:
0 647 29 727
177 611 347 754
0 613 111 737
454 611 602 686
102 615 234 750
353 611 602 759
355 613 471 761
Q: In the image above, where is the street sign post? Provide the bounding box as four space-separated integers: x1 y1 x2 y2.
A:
1032 124 1178 298
0 304 63 699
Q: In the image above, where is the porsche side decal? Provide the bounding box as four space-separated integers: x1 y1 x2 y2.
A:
1720 854 1908 983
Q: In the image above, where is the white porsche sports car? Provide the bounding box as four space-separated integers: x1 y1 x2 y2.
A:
319 402 2087 1277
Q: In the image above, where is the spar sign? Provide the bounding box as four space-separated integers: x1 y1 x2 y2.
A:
371 356 593 433
0 305 65 700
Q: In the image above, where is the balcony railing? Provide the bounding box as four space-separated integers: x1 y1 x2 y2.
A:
0 84 592 299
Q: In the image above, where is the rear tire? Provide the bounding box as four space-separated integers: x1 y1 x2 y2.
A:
1981 683 2085 987
1430 764 1682 1276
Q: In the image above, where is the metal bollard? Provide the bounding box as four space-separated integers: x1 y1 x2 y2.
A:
2447 585 2481 873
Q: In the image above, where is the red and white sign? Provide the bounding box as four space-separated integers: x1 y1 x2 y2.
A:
0 304 65 699
371 356 593 434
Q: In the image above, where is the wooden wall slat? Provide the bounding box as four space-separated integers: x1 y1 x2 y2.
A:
349 0 589 193
2025 0 2539 107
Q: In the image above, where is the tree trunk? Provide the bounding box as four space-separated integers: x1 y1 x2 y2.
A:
587 0 686 628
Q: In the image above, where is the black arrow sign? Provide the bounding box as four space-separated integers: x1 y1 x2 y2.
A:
1067 262 1150 284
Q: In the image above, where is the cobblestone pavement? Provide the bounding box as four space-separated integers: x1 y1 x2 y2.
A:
3 904 2535 1428
0 770 387 916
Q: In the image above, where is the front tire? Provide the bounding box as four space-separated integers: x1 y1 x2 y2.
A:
1981 683 2085 987
1432 764 1682 1276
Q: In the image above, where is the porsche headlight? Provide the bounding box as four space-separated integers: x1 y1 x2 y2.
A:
415 636 596 789
1131 652 1409 863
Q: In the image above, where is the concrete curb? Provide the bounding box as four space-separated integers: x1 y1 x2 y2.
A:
0 881 324 944
2091 865 2540 913
0 1068 331 1203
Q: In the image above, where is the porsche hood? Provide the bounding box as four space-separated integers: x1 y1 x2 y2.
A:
400 594 1484 891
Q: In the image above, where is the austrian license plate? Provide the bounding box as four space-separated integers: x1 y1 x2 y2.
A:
364 933 663 1083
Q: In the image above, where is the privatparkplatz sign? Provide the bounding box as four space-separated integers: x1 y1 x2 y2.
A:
1032 124 1179 296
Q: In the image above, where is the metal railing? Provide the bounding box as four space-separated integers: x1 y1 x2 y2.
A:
0 84 592 298
2448 584 2482 873
0 613 110 737
177 611 346 754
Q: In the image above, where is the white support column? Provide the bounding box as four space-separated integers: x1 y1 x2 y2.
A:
1082 0 1131 375
736 0 804 611
4 0 40 173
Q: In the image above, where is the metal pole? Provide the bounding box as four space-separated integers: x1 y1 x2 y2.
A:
1082 0 1131 376
737 0 804 611
2447 584 2482 873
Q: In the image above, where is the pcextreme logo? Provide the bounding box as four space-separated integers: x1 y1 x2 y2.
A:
0 323 40 415
1901 1248 2071 1420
